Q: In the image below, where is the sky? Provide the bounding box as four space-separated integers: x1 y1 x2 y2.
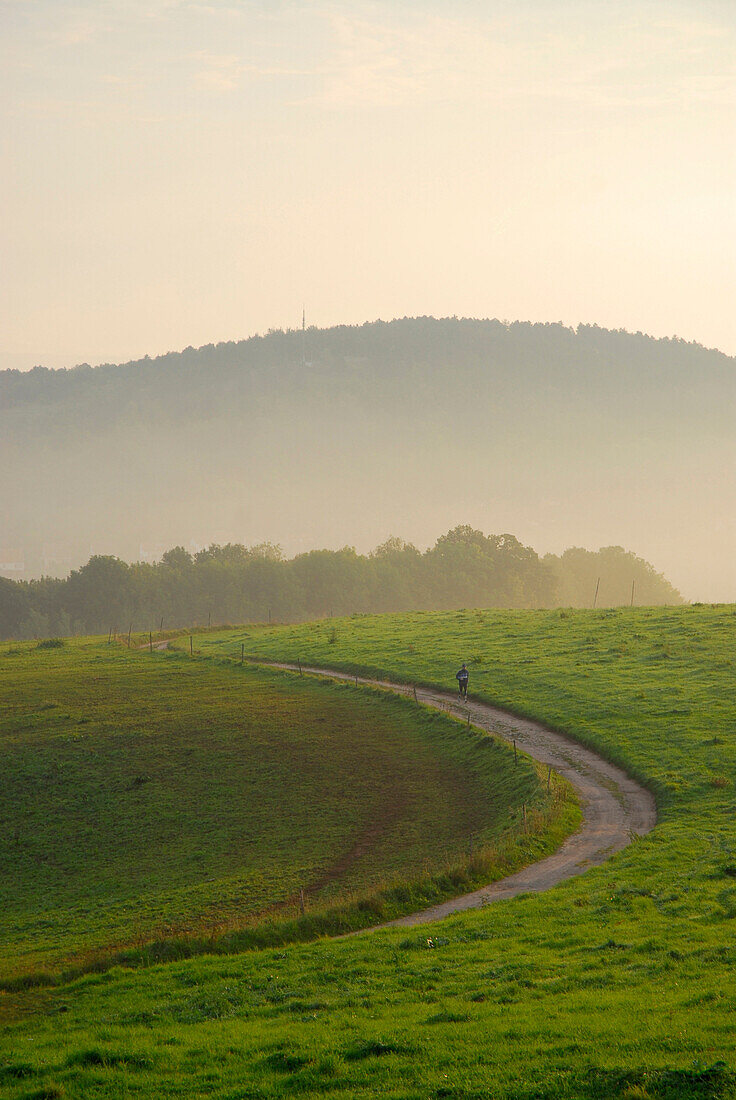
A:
2 0 736 371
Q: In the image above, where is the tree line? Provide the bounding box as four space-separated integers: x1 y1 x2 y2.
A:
0 526 681 640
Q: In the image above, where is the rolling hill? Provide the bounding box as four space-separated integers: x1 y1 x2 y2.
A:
3 317 734 600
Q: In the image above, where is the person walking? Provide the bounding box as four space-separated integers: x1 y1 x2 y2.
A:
456 662 469 701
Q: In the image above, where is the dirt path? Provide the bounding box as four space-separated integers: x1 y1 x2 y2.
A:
259 661 657 930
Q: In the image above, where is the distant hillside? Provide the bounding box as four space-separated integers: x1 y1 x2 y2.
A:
3 317 734 599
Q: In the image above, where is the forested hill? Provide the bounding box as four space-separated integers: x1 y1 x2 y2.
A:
3 317 734 599
4 317 732 415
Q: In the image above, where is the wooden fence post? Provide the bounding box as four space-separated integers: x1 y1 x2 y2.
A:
241 643 244 665
149 631 153 653
298 658 303 676
547 764 552 792
514 739 517 765
190 635 193 657
299 888 306 916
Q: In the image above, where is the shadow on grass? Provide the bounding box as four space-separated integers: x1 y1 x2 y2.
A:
1 803 577 995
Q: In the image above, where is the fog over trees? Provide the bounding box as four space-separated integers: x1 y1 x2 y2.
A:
2 316 732 601
0 527 680 640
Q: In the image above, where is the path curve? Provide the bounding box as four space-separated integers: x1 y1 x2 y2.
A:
259 661 657 929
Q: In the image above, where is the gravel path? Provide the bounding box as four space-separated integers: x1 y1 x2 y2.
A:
261 661 657 929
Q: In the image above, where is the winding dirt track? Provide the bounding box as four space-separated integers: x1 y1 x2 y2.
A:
260 661 657 929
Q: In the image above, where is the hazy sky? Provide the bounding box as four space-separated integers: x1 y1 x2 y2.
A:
2 0 735 371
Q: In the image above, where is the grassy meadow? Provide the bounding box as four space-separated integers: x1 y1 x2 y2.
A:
3 605 736 1098
0 636 566 986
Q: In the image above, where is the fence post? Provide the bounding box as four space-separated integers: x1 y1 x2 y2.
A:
241 643 244 665
547 764 552 792
127 623 132 647
298 658 303 676
514 739 517 766
299 888 306 916
190 635 193 657
149 631 153 653
413 686 418 703
522 803 527 832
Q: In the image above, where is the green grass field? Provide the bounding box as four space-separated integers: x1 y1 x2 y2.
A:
3 606 736 1099
0 636 567 987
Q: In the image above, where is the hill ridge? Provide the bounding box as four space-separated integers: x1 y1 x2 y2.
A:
3 315 734 600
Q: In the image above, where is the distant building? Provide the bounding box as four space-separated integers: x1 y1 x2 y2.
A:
41 545 73 578
138 543 170 564
0 549 25 580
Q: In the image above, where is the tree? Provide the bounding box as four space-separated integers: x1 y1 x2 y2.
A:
161 547 193 568
0 577 31 638
545 546 682 607
65 556 133 632
370 536 420 559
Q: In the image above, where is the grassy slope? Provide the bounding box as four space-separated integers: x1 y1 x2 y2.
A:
3 606 736 1099
0 637 562 984
204 606 736 808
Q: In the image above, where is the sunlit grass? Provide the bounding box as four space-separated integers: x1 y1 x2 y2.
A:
4 606 736 1098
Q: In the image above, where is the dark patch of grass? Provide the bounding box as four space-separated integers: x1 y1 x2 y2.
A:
535 1062 736 1099
0 1063 36 1080
2 972 58 994
343 1038 410 1061
425 1010 470 1024
65 1048 153 1070
264 1051 311 1073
